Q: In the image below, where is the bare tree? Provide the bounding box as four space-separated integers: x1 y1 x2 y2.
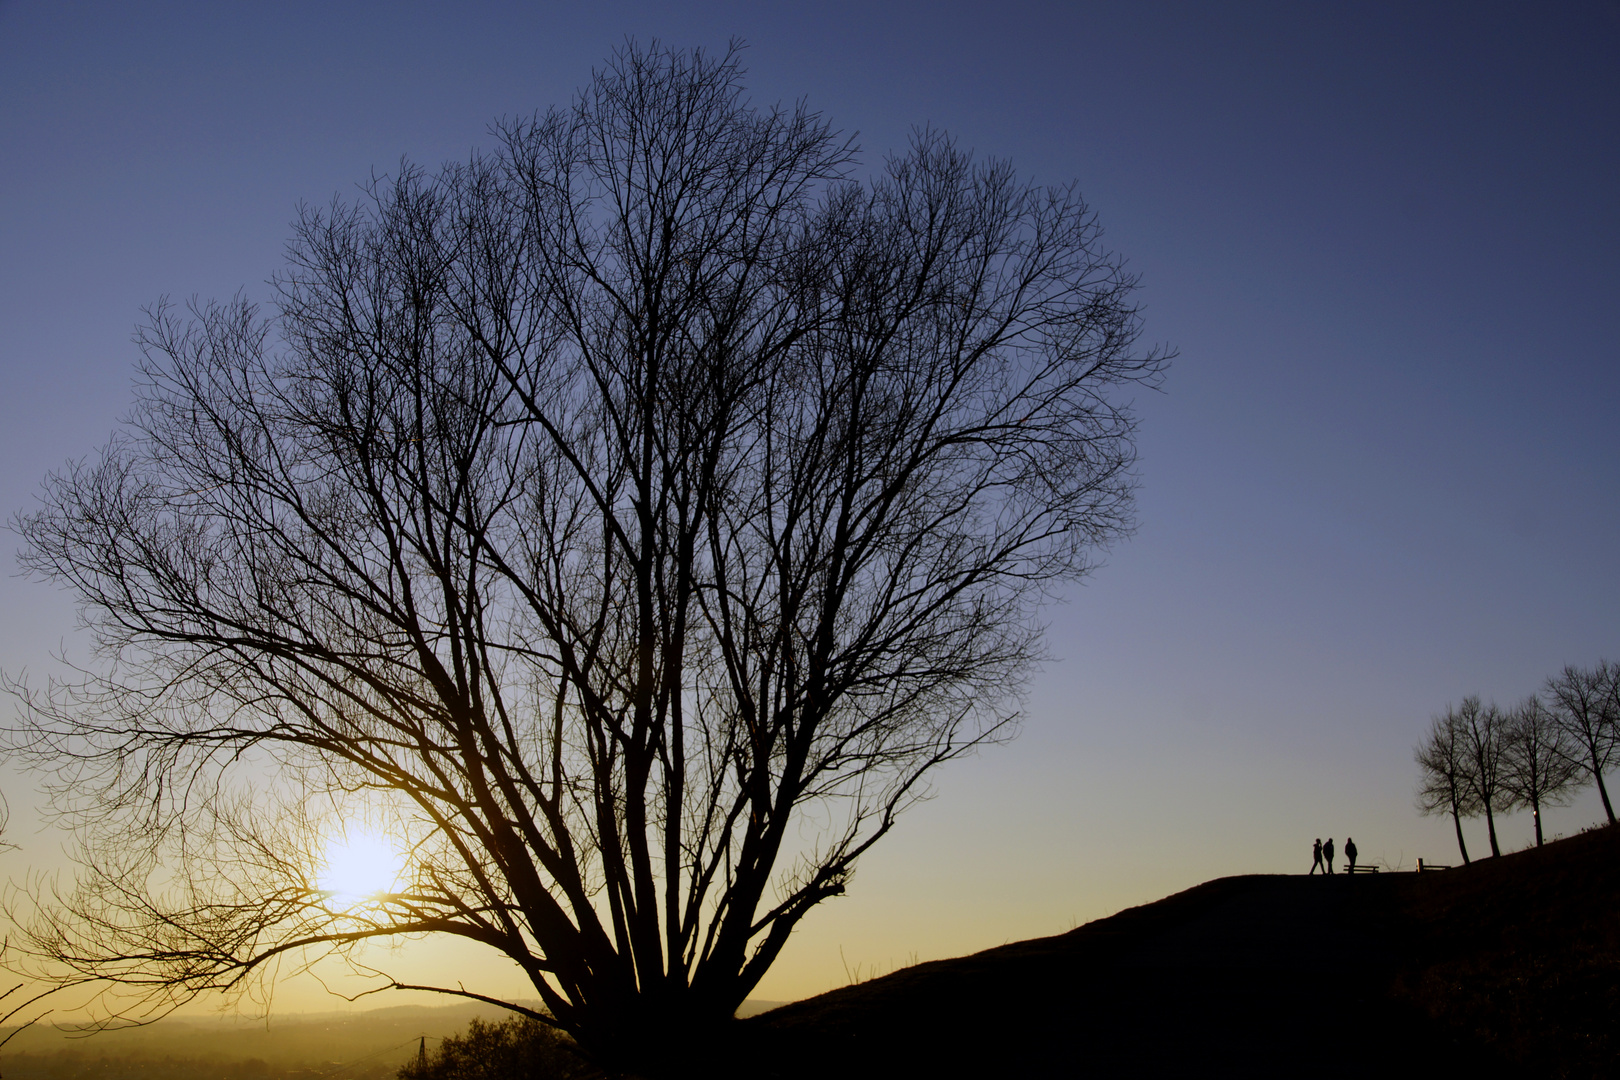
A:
1453 696 1512 857
1543 662 1618 825
1498 695 1581 846
0 798 48 1051
1415 706 1477 864
3 42 1164 1076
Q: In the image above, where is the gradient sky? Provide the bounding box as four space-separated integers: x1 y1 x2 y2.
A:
2 1 1617 1010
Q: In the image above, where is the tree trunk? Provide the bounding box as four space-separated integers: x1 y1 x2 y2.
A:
1484 804 1501 857
1531 798 1544 847
1594 751 1616 824
1450 808 1471 865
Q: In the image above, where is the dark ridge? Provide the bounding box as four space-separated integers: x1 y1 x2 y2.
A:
738 824 1620 1079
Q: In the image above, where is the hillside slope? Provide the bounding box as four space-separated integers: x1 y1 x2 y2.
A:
743 824 1620 1079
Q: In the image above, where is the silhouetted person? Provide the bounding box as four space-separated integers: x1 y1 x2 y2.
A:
1310 838 1324 874
1345 837 1357 872
1323 837 1335 873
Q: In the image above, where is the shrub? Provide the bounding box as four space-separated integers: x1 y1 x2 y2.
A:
396 1017 592 1080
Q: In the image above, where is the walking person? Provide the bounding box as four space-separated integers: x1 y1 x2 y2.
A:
1345 837 1357 873
1310 838 1324 875
1323 837 1335 874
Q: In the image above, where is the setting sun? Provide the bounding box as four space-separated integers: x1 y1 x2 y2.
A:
316 830 405 904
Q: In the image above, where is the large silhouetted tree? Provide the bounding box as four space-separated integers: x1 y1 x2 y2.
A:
4 42 1164 1077
1499 695 1580 846
0 799 42 1046
1543 662 1618 825
1415 706 1476 864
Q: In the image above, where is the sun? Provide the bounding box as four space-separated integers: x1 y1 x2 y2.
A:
316 829 405 905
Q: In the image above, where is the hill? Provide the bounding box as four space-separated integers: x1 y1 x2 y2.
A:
743 824 1620 1079
0 1001 533 1079
6 828 1614 1078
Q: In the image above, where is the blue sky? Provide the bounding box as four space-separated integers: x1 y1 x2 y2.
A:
1 1 1617 1006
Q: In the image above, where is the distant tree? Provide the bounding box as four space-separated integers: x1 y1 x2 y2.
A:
1543 662 1619 825
2 40 1164 1078
1453 696 1512 857
397 1017 590 1080
1498 695 1581 846
1414 705 1477 864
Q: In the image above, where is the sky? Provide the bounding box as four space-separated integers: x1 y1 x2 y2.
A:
1 0 1618 1012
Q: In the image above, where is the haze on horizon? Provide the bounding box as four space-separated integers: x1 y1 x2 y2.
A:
0 0 1616 1015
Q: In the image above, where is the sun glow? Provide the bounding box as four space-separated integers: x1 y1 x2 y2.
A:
316 829 406 905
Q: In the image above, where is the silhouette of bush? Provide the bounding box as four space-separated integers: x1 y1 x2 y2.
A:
395 1017 592 1080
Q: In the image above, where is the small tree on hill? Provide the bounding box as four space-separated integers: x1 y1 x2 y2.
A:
1498 695 1581 846
1543 662 1619 825
1453 697 1511 857
1415 706 1477 864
